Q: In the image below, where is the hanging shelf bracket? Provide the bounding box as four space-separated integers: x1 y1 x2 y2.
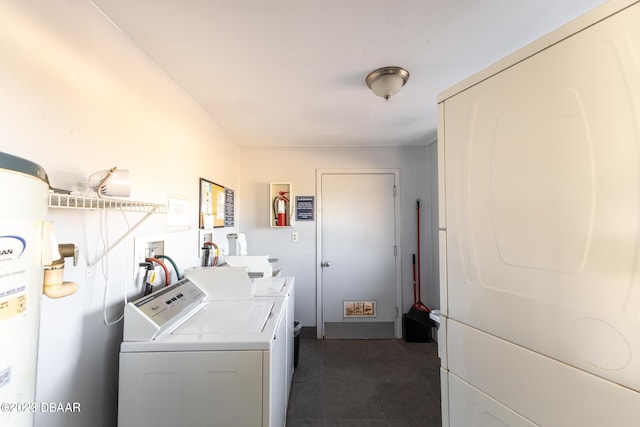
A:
48 192 167 269
88 209 156 268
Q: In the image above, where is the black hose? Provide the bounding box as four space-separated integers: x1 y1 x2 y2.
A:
272 196 279 225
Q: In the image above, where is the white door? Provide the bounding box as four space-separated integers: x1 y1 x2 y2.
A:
317 170 401 339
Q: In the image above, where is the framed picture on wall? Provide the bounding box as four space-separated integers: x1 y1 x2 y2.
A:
199 178 225 228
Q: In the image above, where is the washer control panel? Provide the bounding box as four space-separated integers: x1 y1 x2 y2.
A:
124 278 205 341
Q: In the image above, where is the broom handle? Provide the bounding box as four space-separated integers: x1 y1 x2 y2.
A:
417 199 421 303
412 254 417 304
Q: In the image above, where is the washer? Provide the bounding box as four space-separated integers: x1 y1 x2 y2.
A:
117 276 289 427
253 275 295 401
186 266 297 407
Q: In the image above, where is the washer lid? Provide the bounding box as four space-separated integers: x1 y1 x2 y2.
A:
174 300 274 335
120 296 286 352
254 277 287 296
0 152 49 184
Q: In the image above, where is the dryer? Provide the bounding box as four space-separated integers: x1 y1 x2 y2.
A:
437 1 640 425
117 276 288 427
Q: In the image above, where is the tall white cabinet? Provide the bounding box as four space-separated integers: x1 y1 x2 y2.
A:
437 0 640 425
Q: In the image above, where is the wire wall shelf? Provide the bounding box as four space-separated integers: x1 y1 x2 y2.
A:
48 192 167 267
48 192 167 214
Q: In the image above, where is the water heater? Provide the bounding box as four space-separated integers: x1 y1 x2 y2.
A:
0 152 50 427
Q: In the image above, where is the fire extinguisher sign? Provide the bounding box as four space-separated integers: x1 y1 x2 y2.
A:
295 196 315 221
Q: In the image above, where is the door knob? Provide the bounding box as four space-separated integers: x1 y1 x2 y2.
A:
321 261 331 268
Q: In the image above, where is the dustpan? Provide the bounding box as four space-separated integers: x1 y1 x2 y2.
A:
404 254 433 342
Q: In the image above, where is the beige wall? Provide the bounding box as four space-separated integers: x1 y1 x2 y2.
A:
1 2 239 426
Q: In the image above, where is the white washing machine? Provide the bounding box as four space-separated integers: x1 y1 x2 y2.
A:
117 276 288 427
184 267 296 407
224 254 280 278
253 275 295 402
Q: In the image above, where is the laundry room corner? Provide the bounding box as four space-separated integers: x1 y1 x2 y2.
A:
238 144 438 334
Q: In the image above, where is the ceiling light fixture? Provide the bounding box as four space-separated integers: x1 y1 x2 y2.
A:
366 66 410 100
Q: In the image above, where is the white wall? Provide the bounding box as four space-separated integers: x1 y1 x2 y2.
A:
0 2 439 425
238 145 439 328
1 2 239 426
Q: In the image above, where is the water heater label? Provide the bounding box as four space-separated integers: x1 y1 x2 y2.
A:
0 294 26 322
0 236 26 264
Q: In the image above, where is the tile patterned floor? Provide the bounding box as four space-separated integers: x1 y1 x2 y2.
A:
286 329 442 426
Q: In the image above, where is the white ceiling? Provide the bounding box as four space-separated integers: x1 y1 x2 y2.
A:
90 0 605 148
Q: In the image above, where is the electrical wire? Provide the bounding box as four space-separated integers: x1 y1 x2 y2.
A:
156 254 182 280
101 210 131 326
140 262 154 296
95 166 117 198
140 262 152 288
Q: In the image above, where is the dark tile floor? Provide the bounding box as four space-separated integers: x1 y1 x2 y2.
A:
286 328 442 426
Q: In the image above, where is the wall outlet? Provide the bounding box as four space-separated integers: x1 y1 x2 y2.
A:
291 232 299 242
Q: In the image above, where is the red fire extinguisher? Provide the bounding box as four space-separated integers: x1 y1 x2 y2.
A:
273 191 289 226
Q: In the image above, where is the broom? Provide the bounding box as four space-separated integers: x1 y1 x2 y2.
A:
406 199 431 327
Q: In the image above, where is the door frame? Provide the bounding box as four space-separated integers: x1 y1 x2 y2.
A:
315 168 402 339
